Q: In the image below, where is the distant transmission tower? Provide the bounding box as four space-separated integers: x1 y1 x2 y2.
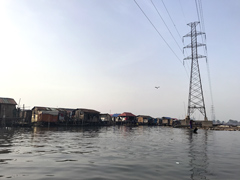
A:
183 22 208 121
211 105 215 121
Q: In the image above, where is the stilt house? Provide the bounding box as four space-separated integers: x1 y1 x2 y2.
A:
31 106 58 124
0 97 17 123
72 108 100 125
100 113 113 125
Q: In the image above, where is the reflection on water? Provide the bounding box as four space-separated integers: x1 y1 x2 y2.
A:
0 126 239 180
188 130 210 180
0 127 14 162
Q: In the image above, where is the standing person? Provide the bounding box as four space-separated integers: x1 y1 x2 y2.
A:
190 119 193 129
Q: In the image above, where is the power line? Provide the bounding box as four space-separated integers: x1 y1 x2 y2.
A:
160 0 190 72
133 0 182 64
161 0 182 40
134 0 189 78
206 59 215 120
198 0 208 56
194 0 205 46
195 0 201 26
194 0 215 120
198 0 206 33
179 0 187 24
150 0 182 53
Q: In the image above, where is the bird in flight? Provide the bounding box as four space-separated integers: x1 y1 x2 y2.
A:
155 86 160 89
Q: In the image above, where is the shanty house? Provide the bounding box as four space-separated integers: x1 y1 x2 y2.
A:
57 108 75 124
100 113 113 125
73 108 100 125
172 118 181 127
20 110 32 124
119 112 136 124
137 115 152 125
162 117 171 126
0 97 17 120
38 111 59 124
111 113 121 122
148 118 158 125
31 106 58 123
156 118 162 125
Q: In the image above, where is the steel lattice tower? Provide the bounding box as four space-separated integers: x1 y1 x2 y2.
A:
183 22 208 121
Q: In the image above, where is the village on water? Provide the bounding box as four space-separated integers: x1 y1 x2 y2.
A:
0 96 220 130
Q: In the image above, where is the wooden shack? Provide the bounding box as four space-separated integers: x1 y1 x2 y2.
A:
31 106 58 123
149 118 158 125
19 110 32 125
57 108 75 124
119 112 136 125
0 97 18 125
73 108 100 125
0 97 17 118
100 113 113 125
162 117 171 126
38 111 59 124
111 113 121 122
137 115 152 125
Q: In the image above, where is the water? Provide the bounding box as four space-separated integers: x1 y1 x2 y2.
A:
0 126 239 180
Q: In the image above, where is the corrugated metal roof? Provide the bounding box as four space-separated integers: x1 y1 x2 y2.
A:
119 112 136 117
58 108 75 113
40 111 59 115
32 107 99 114
100 113 111 116
0 97 17 105
32 106 61 111
162 117 171 119
111 113 121 117
76 108 100 114
137 115 153 119
32 106 53 111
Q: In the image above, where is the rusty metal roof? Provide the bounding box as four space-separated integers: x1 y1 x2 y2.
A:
32 106 53 111
76 108 100 114
32 106 75 112
0 97 17 105
119 112 136 117
137 115 153 119
40 111 59 115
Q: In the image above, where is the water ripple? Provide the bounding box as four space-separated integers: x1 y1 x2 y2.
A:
0 127 239 179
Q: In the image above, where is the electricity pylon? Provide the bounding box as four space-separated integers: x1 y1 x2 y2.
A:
183 22 208 121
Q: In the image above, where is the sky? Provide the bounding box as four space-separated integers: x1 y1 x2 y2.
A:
0 0 239 121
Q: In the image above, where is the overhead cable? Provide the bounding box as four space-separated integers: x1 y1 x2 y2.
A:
161 0 182 40
133 0 182 64
150 0 182 53
160 0 190 73
195 0 215 120
179 0 187 24
198 0 206 33
194 0 206 54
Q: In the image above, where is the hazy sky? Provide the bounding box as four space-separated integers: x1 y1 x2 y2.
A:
0 0 239 121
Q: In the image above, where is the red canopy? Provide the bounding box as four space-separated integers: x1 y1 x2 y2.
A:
119 112 135 117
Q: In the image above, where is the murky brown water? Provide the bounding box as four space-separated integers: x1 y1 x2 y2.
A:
0 126 239 180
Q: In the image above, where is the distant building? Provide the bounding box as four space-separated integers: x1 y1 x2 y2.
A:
73 108 100 125
100 113 113 125
111 113 121 122
57 108 75 124
31 106 58 123
119 112 136 124
137 115 152 125
156 118 162 125
0 97 17 119
162 117 171 126
20 110 32 124
38 111 59 124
